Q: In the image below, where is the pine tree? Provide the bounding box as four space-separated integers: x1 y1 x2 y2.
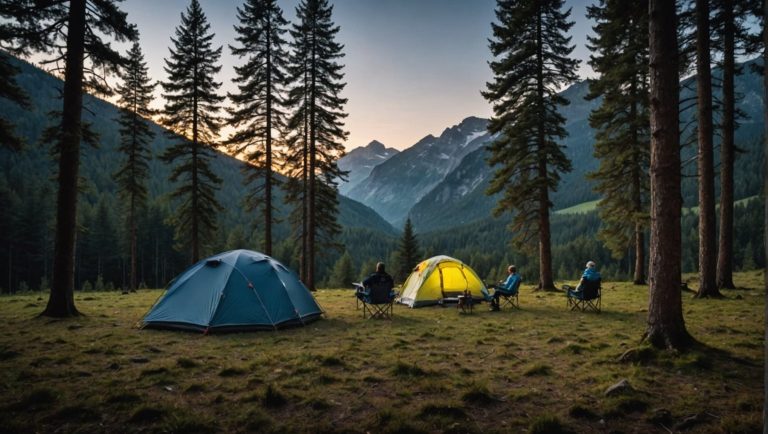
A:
398 218 421 282
711 0 761 289
329 251 354 288
482 0 579 290
284 0 348 290
693 0 721 299
161 0 224 264
227 0 289 256
114 41 154 293
585 0 650 285
645 0 694 349
1 0 136 316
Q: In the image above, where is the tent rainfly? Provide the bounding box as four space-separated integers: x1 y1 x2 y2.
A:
398 255 488 308
141 250 322 332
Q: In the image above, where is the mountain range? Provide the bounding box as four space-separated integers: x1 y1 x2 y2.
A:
340 58 765 232
345 116 492 225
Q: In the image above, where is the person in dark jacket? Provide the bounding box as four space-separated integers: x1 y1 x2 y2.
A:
358 262 395 302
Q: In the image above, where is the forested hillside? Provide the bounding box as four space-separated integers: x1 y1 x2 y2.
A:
0 56 394 292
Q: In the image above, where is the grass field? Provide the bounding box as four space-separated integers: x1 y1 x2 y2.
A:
0 271 764 434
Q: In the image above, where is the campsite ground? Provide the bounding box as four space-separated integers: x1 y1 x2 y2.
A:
0 271 764 434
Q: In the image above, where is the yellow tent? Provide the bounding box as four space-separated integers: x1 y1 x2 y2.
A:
398 255 488 308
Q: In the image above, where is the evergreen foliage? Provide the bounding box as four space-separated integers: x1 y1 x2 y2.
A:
0 51 29 150
397 218 421 283
328 250 355 288
115 41 155 292
227 0 289 255
161 0 224 264
585 0 650 284
283 0 348 290
483 0 579 290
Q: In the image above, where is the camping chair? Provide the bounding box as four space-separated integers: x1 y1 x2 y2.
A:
565 279 601 313
498 279 521 309
359 280 396 320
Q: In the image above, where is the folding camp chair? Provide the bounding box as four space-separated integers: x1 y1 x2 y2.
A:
565 279 601 313
359 280 396 320
498 279 521 310
487 278 521 310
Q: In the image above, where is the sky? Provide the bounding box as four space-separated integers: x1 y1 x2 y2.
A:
117 0 594 151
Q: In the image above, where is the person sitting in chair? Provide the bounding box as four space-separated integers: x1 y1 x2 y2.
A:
488 265 521 311
567 260 601 297
358 262 395 302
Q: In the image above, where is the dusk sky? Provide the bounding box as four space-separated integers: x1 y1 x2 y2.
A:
119 0 594 151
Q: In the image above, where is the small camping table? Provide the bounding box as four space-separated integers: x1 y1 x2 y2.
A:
457 294 474 314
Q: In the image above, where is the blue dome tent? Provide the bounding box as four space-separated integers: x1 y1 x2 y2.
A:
141 250 322 332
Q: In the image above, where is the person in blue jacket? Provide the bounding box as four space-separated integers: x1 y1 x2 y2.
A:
488 265 521 311
576 260 601 291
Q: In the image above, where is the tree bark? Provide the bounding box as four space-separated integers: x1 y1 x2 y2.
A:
630 90 645 285
716 0 736 289
694 0 720 299
264 13 273 256
535 6 555 291
43 0 86 317
191 31 200 264
762 0 767 430
307 35 317 291
644 0 693 349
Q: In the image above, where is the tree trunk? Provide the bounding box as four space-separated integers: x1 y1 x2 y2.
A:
43 0 86 317
130 191 136 292
129 111 138 293
716 0 736 289
307 39 317 291
191 40 200 264
630 92 645 285
264 14 273 256
762 0 767 430
644 0 693 349
538 161 555 290
694 0 720 299
534 6 555 291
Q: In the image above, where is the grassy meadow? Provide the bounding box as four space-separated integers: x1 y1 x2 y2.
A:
0 271 764 434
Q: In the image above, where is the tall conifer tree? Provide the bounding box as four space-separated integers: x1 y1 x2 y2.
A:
693 0 721 298
483 0 579 290
284 0 348 290
228 0 289 255
711 0 761 289
161 0 224 264
585 0 650 285
1 0 136 316
114 41 154 293
645 0 694 349
397 218 421 283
